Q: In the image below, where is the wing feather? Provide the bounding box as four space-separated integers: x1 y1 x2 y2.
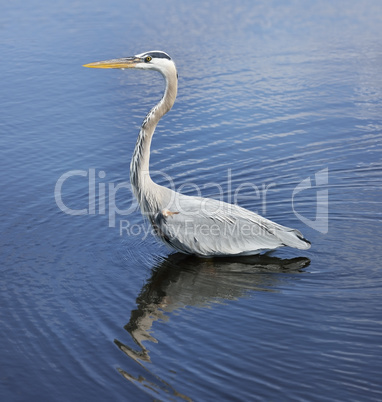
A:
153 193 310 257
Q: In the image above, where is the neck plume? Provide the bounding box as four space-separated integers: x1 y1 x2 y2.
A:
130 64 178 211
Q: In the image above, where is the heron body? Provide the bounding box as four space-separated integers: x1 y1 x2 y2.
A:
84 51 311 257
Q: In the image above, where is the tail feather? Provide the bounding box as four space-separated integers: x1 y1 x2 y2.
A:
276 227 311 250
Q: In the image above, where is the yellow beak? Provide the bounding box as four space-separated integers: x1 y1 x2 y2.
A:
83 57 140 69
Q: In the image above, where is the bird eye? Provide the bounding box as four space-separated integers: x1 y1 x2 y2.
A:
145 56 152 63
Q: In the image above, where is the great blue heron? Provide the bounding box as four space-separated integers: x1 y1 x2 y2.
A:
84 50 311 257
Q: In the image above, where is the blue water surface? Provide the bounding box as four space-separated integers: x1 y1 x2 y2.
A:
1 1 382 401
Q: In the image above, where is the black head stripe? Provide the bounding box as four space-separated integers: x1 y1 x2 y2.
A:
146 51 171 60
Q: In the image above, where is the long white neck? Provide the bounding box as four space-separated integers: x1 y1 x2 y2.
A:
130 64 178 212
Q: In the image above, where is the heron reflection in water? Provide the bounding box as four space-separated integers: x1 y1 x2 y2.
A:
116 254 310 362
84 51 311 257
113 254 309 398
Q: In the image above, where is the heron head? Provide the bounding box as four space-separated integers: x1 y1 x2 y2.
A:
83 50 175 75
